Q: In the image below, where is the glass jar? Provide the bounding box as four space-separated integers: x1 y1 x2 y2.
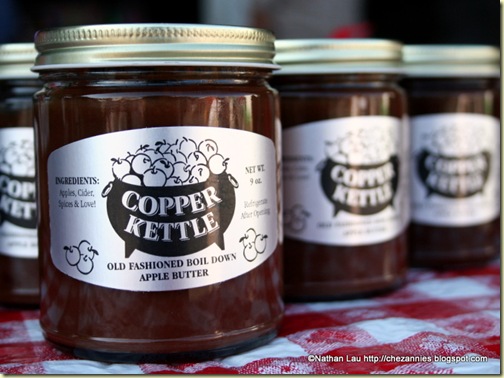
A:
402 45 501 269
272 39 409 301
0 43 40 307
33 24 283 362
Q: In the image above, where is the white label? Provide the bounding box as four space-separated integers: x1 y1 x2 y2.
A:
410 113 500 226
0 127 38 258
282 116 410 246
47 126 279 291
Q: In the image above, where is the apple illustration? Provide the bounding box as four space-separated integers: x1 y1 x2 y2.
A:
143 167 167 187
161 151 177 165
290 218 305 232
198 139 218 159
292 204 309 220
3 146 19 166
165 140 180 155
208 154 228 175
111 158 132 180
171 161 190 183
124 152 136 163
172 149 189 164
79 240 98 260
77 254 94 275
131 153 152 175
254 234 268 254
186 150 207 170
243 243 257 262
110 138 233 192
240 228 257 261
178 137 198 160
165 176 184 186
286 205 310 232
16 151 31 165
340 138 360 155
142 147 164 163
157 139 174 155
122 174 142 186
189 164 210 183
240 229 258 262
240 228 256 249
64 245 81 266
152 158 174 179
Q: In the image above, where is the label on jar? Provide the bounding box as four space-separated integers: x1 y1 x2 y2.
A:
410 113 500 226
282 116 410 246
0 127 37 259
47 126 279 291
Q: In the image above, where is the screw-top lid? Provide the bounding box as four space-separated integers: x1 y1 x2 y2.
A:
32 23 278 71
403 45 500 77
274 38 403 74
0 43 38 79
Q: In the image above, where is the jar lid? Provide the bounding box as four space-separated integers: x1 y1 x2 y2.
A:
273 38 403 74
403 45 500 77
32 23 278 71
0 43 38 79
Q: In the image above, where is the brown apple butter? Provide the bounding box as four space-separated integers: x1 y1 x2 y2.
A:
33 24 283 362
0 43 40 307
272 39 409 301
402 45 501 269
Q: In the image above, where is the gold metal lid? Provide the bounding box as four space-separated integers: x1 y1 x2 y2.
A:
32 23 278 71
403 45 500 77
274 38 403 74
0 43 38 79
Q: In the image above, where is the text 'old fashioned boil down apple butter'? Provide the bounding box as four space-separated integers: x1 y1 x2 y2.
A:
402 45 501 268
32 23 284 362
0 43 40 306
272 39 409 301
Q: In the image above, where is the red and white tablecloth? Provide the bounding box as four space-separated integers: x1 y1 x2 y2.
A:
0 260 500 375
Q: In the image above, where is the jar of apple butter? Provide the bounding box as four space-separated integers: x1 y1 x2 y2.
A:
402 45 501 269
0 43 40 307
272 39 409 301
32 23 283 362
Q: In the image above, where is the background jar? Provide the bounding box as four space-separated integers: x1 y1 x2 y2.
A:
32 23 283 362
272 39 409 301
402 45 500 269
0 43 40 307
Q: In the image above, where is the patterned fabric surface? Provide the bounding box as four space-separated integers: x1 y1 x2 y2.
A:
0 260 500 375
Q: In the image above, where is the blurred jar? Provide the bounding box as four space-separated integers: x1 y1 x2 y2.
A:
272 39 409 301
32 23 283 362
402 45 500 268
0 43 40 307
